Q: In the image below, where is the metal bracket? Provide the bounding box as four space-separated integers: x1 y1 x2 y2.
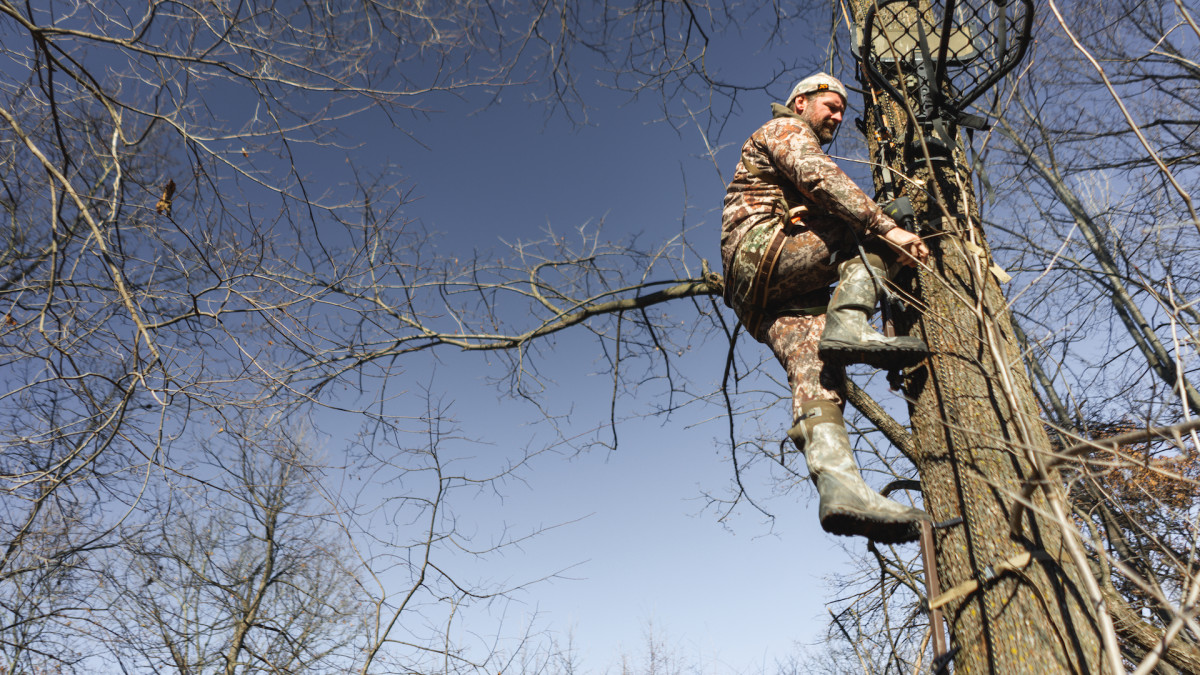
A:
919 517 964 672
957 112 991 131
920 520 949 664
932 645 959 674
935 516 964 529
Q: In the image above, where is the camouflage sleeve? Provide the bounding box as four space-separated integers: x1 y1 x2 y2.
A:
754 118 897 238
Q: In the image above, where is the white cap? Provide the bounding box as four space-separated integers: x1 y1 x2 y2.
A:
785 73 849 107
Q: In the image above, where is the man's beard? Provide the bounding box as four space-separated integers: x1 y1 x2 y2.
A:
803 111 837 144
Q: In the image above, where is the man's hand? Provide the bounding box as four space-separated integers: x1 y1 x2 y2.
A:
882 227 930 267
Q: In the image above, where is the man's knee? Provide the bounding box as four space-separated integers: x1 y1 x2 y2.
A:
859 245 905 277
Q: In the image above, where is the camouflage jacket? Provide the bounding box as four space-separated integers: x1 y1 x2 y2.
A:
720 104 897 283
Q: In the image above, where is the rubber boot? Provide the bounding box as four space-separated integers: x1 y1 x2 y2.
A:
817 253 928 369
788 400 927 543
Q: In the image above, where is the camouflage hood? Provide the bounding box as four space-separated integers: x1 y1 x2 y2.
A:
771 102 804 121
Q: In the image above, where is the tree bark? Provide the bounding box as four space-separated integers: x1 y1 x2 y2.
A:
903 217 1108 672
849 3 1110 671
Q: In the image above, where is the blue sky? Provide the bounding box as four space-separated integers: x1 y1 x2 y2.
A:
331 32 924 669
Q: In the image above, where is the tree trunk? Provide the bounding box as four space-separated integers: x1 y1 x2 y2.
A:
902 201 1108 673
849 3 1110 671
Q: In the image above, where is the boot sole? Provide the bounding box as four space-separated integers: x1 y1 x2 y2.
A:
820 509 924 544
818 342 928 370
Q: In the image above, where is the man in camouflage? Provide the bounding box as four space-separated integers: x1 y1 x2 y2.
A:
721 73 931 543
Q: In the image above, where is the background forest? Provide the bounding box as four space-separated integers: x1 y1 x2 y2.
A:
0 0 1197 673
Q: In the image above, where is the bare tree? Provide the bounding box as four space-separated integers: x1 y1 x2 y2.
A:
100 423 361 674
0 1 753 670
4 0 1200 673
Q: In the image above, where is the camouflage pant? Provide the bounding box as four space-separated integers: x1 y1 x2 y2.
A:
727 218 854 423
763 313 846 423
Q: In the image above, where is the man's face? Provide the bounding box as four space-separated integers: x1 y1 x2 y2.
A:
794 91 845 145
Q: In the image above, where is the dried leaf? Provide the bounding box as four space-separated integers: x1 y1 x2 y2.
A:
155 179 176 216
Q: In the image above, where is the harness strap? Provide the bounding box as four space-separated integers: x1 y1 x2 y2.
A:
740 230 829 336
743 225 786 337
736 152 827 336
